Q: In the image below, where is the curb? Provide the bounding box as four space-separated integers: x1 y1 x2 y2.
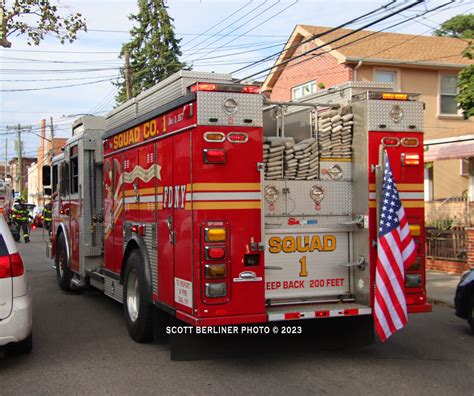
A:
427 298 455 308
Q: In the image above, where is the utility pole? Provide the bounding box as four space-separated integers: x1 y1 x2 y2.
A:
49 116 54 164
124 50 133 100
6 124 31 197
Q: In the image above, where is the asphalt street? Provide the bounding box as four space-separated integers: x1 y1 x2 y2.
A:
0 230 473 395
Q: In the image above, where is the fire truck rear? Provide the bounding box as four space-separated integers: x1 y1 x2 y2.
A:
44 71 430 344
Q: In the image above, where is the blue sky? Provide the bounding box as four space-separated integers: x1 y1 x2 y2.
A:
0 0 472 161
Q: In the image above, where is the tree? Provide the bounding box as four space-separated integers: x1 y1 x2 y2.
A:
435 14 474 39
0 0 87 48
116 0 185 104
436 14 474 119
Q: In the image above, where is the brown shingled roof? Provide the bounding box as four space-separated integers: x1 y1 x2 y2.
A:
299 25 472 66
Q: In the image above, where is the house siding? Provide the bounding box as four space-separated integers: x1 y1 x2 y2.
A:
269 43 353 101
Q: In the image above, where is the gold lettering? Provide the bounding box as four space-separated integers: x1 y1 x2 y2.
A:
150 120 157 137
296 236 309 252
282 237 295 253
268 237 281 254
323 235 336 251
143 122 150 139
309 236 322 252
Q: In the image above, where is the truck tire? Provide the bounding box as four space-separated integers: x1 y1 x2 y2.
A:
56 233 72 292
123 250 154 343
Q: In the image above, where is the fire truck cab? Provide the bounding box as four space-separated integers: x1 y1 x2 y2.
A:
45 71 430 344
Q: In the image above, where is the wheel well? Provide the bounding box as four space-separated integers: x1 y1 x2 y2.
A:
121 240 139 284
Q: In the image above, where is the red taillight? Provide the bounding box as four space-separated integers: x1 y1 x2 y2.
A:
206 247 226 260
10 253 24 277
0 253 24 278
401 153 420 166
382 137 400 147
315 310 330 317
243 85 261 94
0 256 10 278
284 312 301 320
227 132 248 143
344 309 359 316
203 148 226 164
192 83 217 92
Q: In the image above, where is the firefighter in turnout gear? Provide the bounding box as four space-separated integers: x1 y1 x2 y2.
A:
13 196 31 243
43 201 52 232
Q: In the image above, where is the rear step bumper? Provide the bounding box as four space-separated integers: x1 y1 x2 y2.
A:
176 303 372 326
267 303 372 322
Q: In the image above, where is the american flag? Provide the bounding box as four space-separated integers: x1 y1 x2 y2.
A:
375 151 416 342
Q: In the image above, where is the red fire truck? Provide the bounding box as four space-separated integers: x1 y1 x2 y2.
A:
44 71 430 343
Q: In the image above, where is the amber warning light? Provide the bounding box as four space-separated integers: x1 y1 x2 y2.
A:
191 83 261 94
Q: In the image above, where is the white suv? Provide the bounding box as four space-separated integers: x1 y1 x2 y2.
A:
0 215 32 352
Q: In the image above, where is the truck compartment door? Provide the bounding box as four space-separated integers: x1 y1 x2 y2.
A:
265 229 351 301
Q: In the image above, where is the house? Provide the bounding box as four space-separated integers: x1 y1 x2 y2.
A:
262 25 474 224
27 162 39 206
35 119 67 206
8 157 36 196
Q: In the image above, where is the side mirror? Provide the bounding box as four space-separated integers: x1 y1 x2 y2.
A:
42 165 51 186
44 188 52 196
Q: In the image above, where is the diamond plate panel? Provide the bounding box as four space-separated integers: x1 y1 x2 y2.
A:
367 100 424 132
197 91 263 127
319 160 352 181
106 70 232 130
104 276 123 303
262 180 286 216
286 180 352 216
143 223 158 296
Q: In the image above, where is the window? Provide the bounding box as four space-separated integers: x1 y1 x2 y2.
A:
440 75 458 115
424 164 434 201
292 81 317 100
52 164 58 194
375 70 397 85
70 146 79 194
60 162 69 197
461 158 470 177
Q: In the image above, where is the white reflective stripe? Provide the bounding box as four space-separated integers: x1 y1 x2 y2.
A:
267 307 372 322
369 192 424 200
191 192 261 201
268 313 285 321
140 195 156 203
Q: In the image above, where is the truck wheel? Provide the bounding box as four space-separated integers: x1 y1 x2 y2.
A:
56 233 72 292
468 294 474 334
123 250 154 343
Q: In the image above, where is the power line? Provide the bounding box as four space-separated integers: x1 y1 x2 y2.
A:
0 77 118 92
237 0 434 82
192 0 299 63
185 1 274 57
231 0 399 75
183 0 268 55
181 0 253 49
245 0 461 84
